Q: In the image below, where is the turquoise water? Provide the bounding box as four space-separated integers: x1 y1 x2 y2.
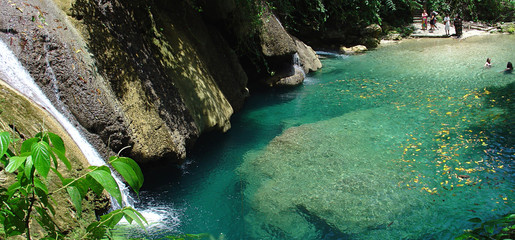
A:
132 35 514 239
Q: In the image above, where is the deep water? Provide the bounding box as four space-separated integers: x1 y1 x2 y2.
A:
129 35 515 239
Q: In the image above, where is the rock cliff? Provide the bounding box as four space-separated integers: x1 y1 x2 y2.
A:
0 0 321 163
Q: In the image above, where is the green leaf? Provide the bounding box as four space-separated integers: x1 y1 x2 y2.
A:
123 207 147 230
484 223 495 234
112 158 143 194
0 131 12 157
32 141 51 179
51 147 71 170
36 132 49 145
85 175 104 196
100 209 124 228
5 156 27 173
24 156 34 180
20 137 38 154
132 207 148 225
468 217 482 223
73 178 89 198
66 185 82 217
86 221 106 239
47 132 65 153
50 167 64 182
49 151 58 169
34 178 48 194
88 166 122 205
7 182 21 198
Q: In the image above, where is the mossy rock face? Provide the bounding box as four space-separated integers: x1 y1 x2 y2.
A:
0 80 109 238
1 0 250 163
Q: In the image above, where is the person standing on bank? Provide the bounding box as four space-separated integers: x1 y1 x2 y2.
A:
422 10 428 30
454 15 463 37
429 11 436 32
444 13 451 36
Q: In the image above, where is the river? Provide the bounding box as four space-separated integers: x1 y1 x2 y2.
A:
128 35 514 239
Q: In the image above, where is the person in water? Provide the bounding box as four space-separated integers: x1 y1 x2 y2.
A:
421 10 428 30
484 58 492 68
504 62 513 73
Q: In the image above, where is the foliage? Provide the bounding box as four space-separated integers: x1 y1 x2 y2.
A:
267 0 418 34
455 213 515 240
0 131 146 239
426 0 515 22
266 0 513 40
395 25 416 37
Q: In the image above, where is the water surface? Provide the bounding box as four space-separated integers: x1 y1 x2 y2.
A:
133 35 514 239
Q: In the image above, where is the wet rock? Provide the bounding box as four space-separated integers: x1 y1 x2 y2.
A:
275 66 304 86
340 45 368 55
362 24 382 38
293 36 322 73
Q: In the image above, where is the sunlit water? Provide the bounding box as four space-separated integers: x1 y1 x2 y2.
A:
126 35 514 239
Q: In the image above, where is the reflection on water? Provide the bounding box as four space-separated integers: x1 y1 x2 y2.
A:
132 35 514 239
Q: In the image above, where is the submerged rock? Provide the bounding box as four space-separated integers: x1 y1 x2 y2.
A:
238 106 435 239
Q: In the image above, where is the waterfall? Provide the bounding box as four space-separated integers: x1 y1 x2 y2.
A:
0 39 131 207
0 39 177 231
293 53 306 78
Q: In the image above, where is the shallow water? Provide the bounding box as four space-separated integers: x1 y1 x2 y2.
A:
129 35 514 239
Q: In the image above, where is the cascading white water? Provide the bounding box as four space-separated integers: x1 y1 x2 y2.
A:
293 52 306 78
0 39 131 206
0 39 177 231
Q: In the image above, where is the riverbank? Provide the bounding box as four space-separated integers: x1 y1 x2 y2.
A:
410 21 514 39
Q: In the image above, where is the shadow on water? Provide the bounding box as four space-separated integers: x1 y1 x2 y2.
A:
472 81 514 169
296 205 355 240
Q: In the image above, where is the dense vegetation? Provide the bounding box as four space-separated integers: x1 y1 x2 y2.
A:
426 0 515 22
0 131 146 239
263 0 515 46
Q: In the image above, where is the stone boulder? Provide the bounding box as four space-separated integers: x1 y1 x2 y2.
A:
361 24 382 48
259 11 297 57
340 45 368 55
274 66 305 86
361 24 382 38
293 36 322 73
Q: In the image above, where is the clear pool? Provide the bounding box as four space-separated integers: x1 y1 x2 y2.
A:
131 35 515 240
